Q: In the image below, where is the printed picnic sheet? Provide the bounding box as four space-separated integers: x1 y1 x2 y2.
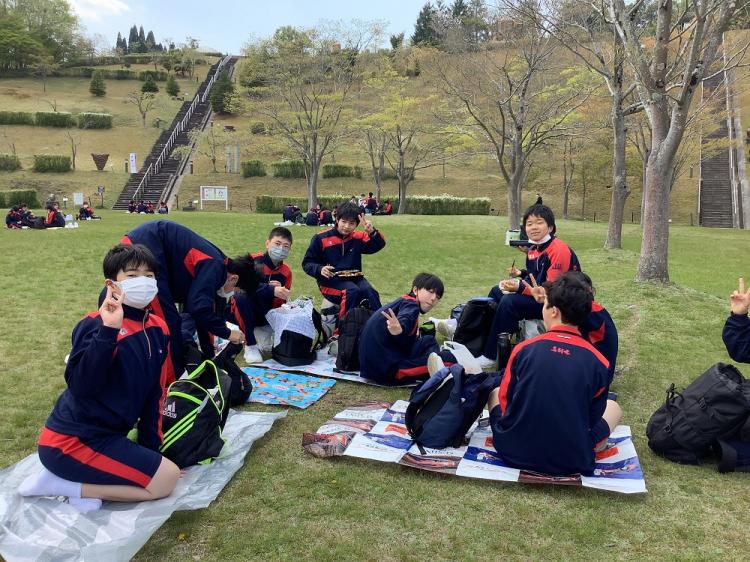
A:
243 367 336 408
0 410 286 562
255 349 417 387
302 401 647 494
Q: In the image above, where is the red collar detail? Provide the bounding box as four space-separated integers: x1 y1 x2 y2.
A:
549 325 581 336
402 294 417 301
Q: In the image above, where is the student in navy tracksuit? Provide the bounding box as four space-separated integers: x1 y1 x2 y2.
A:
359 273 456 385
723 277 750 362
302 201 385 323
487 272 622 476
121 220 259 378
19 244 180 510
226 227 293 363
479 204 580 368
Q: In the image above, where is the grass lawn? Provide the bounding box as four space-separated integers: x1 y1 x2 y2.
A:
2 212 749 560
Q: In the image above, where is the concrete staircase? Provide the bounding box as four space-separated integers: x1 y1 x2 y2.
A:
113 56 237 209
699 72 734 228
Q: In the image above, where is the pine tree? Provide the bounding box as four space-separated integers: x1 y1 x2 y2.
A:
116 32 123 51
141 75 159 93
145 30 156 51
89 70 106 96
209 71 234 113
451 0 468 17
412 3 438 46
138 26 145 44
165 74 179 97
128 25 138 45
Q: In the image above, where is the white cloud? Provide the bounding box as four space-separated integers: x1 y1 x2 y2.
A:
69 0 131 22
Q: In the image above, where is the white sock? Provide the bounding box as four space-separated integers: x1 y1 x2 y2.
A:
69 497 102 513
19 467 82 499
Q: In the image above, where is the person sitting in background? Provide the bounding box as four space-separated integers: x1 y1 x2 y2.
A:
136 200 148 214
365 192 378 214
158 201 169 214
44 202 65 228
318 206 334 226
6 206 21 229
128 200 137 213
487 272 621 476
146 201 155 214
18 204 37 227
305 208 319 226
375 200 393 215
78 202 101 220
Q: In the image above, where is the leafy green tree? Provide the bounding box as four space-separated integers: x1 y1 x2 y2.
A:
145 30 155 50
165 73 179 97
89 69 106 96
389 33 404 50
0 14 44 69
12 0 80 62
209 70 234 113
141 74 159 93
412 3 438 46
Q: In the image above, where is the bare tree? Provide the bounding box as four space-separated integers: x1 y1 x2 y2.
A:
127 91 157 127
433 15 593 226
608 0 746 282
362 128 388 202
561 137 576 219
65 130 80 170
42 99 58 112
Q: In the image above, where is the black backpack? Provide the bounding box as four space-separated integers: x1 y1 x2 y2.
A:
405 364 498 451
160 359 230 468
213 342 253 406
453 297 497 356
646 363 750 465
272 308 326 366
335 307 373 372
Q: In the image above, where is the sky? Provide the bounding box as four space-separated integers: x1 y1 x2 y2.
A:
68 0 427 54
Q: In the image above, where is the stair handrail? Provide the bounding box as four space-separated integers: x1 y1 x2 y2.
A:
723 35 743 229
131 163 153 202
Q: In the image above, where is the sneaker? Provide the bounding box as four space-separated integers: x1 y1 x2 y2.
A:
243 344 263 364
427 352 445 376
430 317 458 339
476 355 497 371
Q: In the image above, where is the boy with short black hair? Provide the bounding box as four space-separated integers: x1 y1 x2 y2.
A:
487 272 621 475
227 226 294 363
19 244 180 511
359 273 456 385
302 201 386 324
475 203 580 369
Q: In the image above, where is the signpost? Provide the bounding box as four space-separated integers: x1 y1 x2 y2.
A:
73 192 84 206
199 186 228 211
97 185 105 208
129 153 137 174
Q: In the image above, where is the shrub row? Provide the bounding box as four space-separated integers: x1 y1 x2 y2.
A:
241 160 267 177
322 164 363 179
33 155 71 173
381 168 415 181
255 194 490 215
58 67 168 81
0 111 113 128
271 160 306 178
0 190 40 207
0 154 21 171
0 111 35 125
78 112 113 129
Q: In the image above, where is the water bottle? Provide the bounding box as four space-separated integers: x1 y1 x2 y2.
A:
497 333 512 369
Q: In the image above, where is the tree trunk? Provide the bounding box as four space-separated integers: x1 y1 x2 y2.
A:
307 160 319 210
507 172 522 228
604 103 629 249
562 187 570 219
397 156 407 214
635 153 672 282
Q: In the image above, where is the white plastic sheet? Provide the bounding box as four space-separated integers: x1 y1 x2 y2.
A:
0 410 286 562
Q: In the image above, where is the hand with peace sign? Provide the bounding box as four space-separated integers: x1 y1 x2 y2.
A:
381 308 403 335
100 280 124 329
360 213 375 235
730 277 750 315
528 273 546 304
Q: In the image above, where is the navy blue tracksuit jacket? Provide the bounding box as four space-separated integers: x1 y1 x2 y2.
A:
122 220 230 376
579 301 618 383
302 226 386 317
490 325 611 475
359 294 441 385
723 313 750 362
44 306 171 450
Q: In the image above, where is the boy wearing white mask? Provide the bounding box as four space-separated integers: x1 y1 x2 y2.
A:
228 227 293 363
19 244 180 511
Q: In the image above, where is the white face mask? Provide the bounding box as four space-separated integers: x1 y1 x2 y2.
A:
217 286 235 299
116 276 158 309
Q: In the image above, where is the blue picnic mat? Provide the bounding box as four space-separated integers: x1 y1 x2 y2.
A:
242 367 336 409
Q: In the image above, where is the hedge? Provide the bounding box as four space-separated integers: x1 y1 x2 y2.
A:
241 160 267 177
0 111 35 125
0 154 22 171
322 164 363 179
5 189 40 207
33 155 72 173
271 160 306 178
35 112 74 128
0 192 4 206
78 112 113 129
58 67 168 81
381 168 415 181
255 194 491 215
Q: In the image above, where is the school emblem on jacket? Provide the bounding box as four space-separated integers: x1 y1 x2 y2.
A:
119 328 128 336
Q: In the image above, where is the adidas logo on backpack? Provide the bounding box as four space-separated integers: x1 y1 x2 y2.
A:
162 401 177 419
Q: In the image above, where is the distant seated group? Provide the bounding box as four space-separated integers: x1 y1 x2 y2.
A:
78 202 101 221
280 193 392 227
5 201 66 229
353 192 392 215
127 199 168 214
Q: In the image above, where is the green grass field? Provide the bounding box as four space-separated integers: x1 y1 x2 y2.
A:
1 211 749 560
